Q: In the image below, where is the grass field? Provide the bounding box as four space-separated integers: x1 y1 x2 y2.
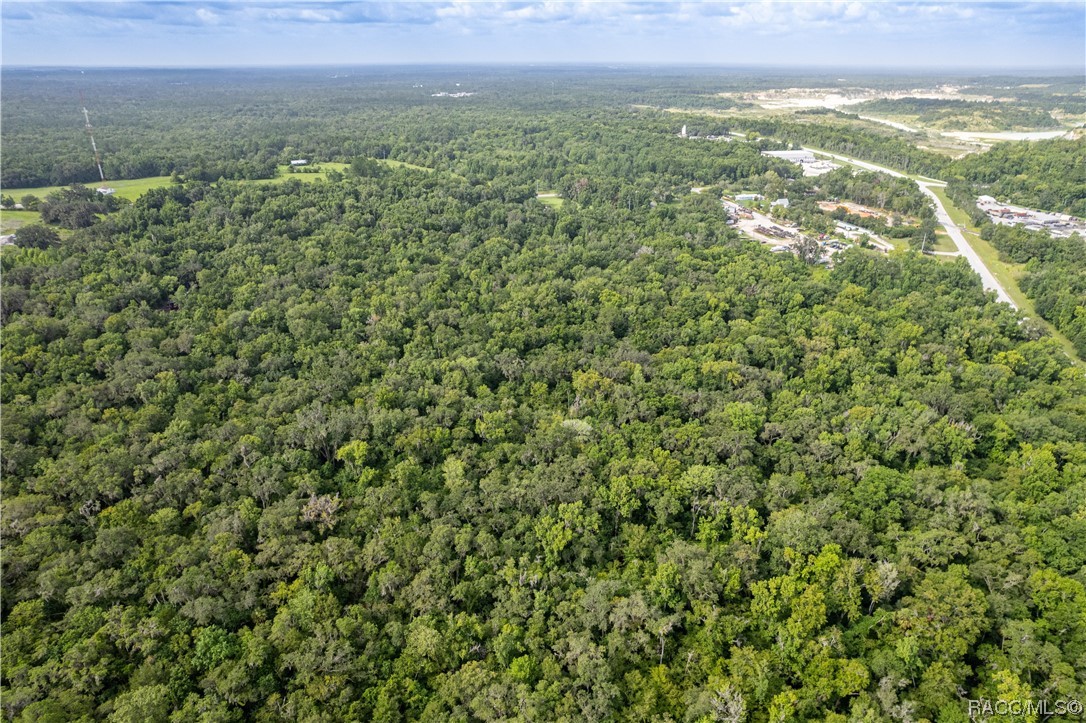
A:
0 210 43 234
253 163 352 185
3 159 425 199
1 159 442 237
379 159 433 173
0 160 415 242
535 190 565 208
929 229 958 253
4 176 175 203
261 160 432 182
925 185 1032 306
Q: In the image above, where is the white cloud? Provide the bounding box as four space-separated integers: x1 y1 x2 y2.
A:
258 7 342 22
1 0 1081 66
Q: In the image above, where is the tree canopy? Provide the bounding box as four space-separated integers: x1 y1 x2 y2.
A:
2 67 1084 722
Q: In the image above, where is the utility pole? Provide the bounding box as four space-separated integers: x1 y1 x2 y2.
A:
80 91 106 182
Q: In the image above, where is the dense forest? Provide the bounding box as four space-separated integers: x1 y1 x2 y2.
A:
940 139 1085 362
2 68 1080 190
946 139 1086 217
721 114 952 179
0 72 791 192
3 68 1085 722
987 224 1086 357
945 178 1086 359
750 168 936 248
851 98 1059 131
960 77 1086 116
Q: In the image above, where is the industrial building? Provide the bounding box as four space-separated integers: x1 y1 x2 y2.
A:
762 149 841 177
763 150 816 163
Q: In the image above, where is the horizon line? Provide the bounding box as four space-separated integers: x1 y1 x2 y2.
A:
4 61 1084 75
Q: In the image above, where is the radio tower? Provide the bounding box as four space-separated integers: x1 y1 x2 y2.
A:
80 91 106 183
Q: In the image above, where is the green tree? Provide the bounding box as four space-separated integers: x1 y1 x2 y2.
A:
13 224 60 249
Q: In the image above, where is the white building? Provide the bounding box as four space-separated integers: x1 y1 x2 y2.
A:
763 150 816 163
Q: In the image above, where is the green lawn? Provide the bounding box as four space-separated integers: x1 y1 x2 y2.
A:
535 190 565 208
255 161 434 184
2 160 437 233
379 159 433 173
3 160 421 198
803 149 1078 362
929 229 958 253
4 176 175 203
697 130 1080 364
0 210 43 234
252 162 352 185
0 159 428 244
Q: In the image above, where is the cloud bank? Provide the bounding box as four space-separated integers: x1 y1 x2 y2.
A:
2 1 1083 68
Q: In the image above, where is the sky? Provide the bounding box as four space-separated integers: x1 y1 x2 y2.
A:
2 1 1084 70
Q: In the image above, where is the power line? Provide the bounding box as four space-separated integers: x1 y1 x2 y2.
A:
80 91 106 183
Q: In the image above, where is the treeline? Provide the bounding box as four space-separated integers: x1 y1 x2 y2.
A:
1 150 279 189
1017 240 1086 358
3 162 1085 721
946 139 1086 217
963 77 1086 115
0 72 792 192
982 222 1086 357
751 167 936 247
729 115 951 177
37 184 127 228
853 97 1059 130
946 179 1085 358
9 68 1079 190
817 167 932 218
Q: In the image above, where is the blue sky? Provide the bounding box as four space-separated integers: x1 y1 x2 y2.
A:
3 1 1084 69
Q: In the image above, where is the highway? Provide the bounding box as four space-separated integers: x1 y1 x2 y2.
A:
916 182 1015 307
801 146 1018 309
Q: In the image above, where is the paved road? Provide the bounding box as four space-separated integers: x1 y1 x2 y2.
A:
801 146 1017 309
916 182 1016 307
801 147 908 178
